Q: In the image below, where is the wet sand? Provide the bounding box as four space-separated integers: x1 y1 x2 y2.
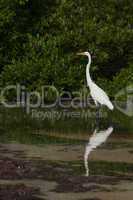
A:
1 143 133 163
0 138 133 200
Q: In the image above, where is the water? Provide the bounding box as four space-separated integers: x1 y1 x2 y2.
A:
0 107 133 200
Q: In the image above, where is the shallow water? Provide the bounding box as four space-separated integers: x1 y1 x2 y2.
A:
0 108 133 200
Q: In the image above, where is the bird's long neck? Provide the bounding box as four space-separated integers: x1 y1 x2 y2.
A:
86 54 93 86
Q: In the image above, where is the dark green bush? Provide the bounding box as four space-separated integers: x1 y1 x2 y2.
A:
0 0 133 97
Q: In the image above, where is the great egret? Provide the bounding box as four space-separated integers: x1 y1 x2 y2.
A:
77 52 114 111
84 126 113 176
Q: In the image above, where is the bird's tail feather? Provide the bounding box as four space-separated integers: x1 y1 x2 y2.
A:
107 101 114 110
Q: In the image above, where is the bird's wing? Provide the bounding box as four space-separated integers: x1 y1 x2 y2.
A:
89 82 114 109
91 82 110 101
89 127 113 147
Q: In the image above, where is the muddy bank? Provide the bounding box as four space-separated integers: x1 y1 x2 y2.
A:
1 143 133 164
0 144 132 200
0 142 133 200
0 157 133 192
0 184 42 200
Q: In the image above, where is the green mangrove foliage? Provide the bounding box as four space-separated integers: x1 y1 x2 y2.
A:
0 0 133 97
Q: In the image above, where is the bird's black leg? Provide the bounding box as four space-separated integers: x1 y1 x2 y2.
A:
96 104 100 118
95 117 99 128
95 104 101 127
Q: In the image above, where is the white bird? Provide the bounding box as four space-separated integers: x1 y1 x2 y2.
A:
77 51 114 110
84 126 113 176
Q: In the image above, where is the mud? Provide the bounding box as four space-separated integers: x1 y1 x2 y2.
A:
0 184 42 200
0 156 133 194
0 141 133 200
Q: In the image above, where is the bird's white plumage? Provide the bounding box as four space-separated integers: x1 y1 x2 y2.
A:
89 127 113 147
78 51 114 110
90 82 114 110
84 127 113 176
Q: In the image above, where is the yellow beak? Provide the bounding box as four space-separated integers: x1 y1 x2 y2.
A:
77 52 85 56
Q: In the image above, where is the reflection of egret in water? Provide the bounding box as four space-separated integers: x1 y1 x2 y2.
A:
84 127 113 176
